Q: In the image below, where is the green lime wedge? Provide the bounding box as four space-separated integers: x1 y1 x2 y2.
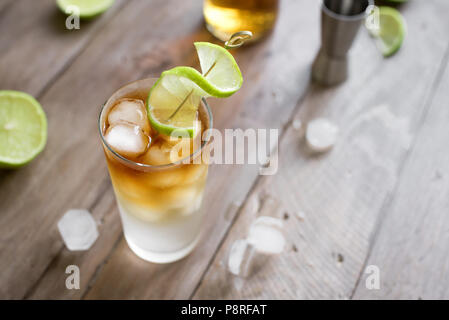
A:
368 6 406 57
0 91 47 168
194 42 243 96
56 0 115 19
147 42 242 137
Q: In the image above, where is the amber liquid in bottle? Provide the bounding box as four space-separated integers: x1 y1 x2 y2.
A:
204 0 279 42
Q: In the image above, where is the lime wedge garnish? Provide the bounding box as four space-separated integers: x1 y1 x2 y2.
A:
56 0 115 19
147 42 242 137
0 91 47 168
368 7 406 57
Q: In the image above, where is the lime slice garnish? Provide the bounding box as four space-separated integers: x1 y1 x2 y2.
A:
56 0 115 19
194 42 243 96
147 42 243 137
0 91 47 168
368 6 406 57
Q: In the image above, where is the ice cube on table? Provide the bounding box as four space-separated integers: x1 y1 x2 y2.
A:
105 123 149 159
57 209 98 251
296 210 306 221
159 119 202 143
108 98 150 135
306 118 339 152
144 168 184 188
247 216 286 255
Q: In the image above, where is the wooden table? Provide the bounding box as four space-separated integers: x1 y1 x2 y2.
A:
1 0 449 300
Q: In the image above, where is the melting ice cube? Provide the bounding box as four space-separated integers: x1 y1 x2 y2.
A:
306 118 339 152
105 123 149 158
108 98 150 135
57 209 99 251
247 216 286 255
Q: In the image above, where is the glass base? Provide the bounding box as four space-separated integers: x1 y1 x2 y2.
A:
124 233 201 264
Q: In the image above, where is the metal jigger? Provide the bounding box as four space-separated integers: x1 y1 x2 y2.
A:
312 0 373 86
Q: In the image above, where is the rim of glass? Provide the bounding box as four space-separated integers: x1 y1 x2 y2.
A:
98 78 213 170
321 0 374 21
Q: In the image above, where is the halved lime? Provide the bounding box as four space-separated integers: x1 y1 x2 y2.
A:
147 42 242 137
56 0 115 19
368 6 406 57
0 91 47 168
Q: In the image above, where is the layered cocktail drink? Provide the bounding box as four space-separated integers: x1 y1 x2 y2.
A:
98 40 244 263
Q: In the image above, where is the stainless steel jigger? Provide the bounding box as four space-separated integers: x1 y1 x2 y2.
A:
312 0 373 86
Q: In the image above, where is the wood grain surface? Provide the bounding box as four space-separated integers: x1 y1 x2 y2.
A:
1 0 448 299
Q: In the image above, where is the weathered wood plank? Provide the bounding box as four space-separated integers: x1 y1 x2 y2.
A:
83 0 323 300
3 0 449 300
0 0 207 299
193 0 449 299
352 47 449 300
0 0 14 14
